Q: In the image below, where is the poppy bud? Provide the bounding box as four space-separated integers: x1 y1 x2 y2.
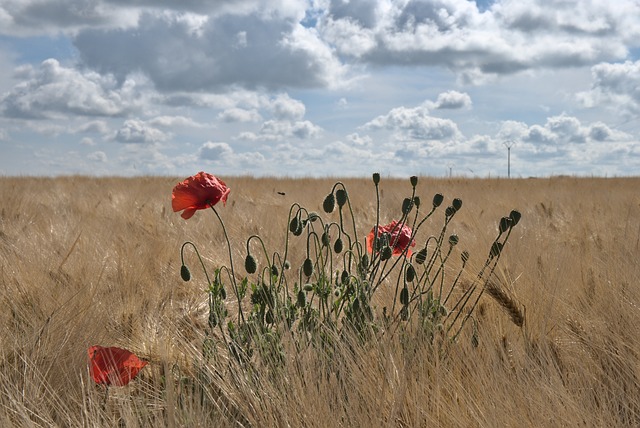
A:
400 287 409 305
415 247 427 265
490 241 503 258
449 234 459 246
308 211 320 222
413 196 421 209
271 265 279 277
336 189 348 208
452 198 463 211
509 210 522 226
303 258 314 277
297 289 306 307
410 176 418 187
361 254 369 269
405 264 416 282
433 193 444 208
381 246 392 261
219 286 226 300
180 265 191 282
244 254 257 274
321 232 331 247
400 306 409 321
323 193 336 213
303 283 314 292
341 270 349 284
499 216 511 233
265 310 275 325
402 198 413 215
284 260 291 270
445 206 456 217
352 298 360 312
461 250 469 264
334 238 343 254
289 216 300 233
372 172 380 185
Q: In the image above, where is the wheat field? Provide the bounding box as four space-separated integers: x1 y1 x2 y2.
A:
1 175 639 427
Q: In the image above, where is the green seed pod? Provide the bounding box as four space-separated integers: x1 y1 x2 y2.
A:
341 269 349 284
297 289 306 307
402 198 413 215
432 193 444 208
334 238 344 254
303 283 314 292
449 234 459 246
323 193 336 213
180 265 191 282
415 247 427 265
336 189 348 207
509 210 522 226
499 216 511 233
400 287 409 305
490 241 503 258
289 216 299 233
321 232 331 247
452 198 463 211
445 206 456 217
405 264 416 282
303 258 314 277
461 250 469 264
244 254 257 274
381 245 392 261
372 172 380 185
410 176 418 187
413 196 421 209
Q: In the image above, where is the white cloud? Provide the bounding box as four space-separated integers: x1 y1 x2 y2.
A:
577 60 640 116
239 119 322 141
199 141 233 161
114 119 169 143
430 90 472 109
218 107 262 123
87 151 107 162
362 104 462 141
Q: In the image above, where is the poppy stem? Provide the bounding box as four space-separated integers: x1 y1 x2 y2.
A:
209 205 246 325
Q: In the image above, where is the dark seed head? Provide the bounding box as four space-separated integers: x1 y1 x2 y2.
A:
499 216 512 233
400 287 409 305
271 264 279 277
402 198 413 215
410 176 418 187
289 216 300 234
381 246 392 261
336 189 348 208
372 172 380 185
334 238 344 254
405 264 416 282
461 250 469 264
509 210 522 226
180 265 191 282
452 198 463 211
432 193 444 208
449 234 459 246
413 196 421 209
415 247 428 265
490 241 503 258
445 206 456 217
244 254 257 274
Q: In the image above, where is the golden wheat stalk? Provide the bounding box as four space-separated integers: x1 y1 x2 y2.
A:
485 280 524 327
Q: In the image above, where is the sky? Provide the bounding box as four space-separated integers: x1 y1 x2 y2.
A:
1 0 640 178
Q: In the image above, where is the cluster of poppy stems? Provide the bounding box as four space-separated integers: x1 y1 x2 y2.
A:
89 171 414 388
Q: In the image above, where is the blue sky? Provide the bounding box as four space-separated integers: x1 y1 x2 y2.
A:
1 0 640 177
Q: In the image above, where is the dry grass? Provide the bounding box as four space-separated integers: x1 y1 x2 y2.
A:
1 175 640 427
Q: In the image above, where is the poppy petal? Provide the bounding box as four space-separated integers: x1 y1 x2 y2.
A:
88 345 148 386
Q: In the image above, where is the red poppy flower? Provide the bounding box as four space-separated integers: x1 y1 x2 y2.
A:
88 345 148 386
367 220 416 256
172 172 231 219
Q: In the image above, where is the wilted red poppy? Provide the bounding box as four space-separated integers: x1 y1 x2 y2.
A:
367 220 416 256
88 345 148 386
172 171 231 219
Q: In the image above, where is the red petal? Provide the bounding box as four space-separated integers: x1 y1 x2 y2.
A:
88 345 147 386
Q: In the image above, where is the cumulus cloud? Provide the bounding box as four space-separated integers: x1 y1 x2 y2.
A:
218 107 262 123
239 119 322 141
577 60 640 116
114 119 169 143
430 90 472 109
362 104 462 141
199 141 233 161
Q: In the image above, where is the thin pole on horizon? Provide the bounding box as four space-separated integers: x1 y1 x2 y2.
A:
503 140 516 178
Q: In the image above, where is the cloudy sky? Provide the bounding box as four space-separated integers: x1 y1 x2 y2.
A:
1 0 640 177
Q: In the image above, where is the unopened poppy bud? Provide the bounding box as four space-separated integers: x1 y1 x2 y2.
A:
336 189 348 208
400 287 409 305
244 254 257 274
271 265 278 277
284 260 291 270
402 198 413 215
352 298 360 312
499 216 511 233
461 250 469 264
180 265 191 282
400 306 409 321
433 193 444 207
289 216 300 234
445 206 455 217
405 264 416 282
321 232 330 247
410 176 418 187
490 241 503 258
509 210 522 226
219 286 226 299
341 270 349 284
303 258 314 277
361 254 369 269
381 246 392 261
303 283 314 292
413 196 421 209
334 238 343 254
323 193 336 213
452 198 463 211
449 234 459 246
297 289 306 307
308 211 320 222
415 247 427 264
372 172 380 185
265 310 274 325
